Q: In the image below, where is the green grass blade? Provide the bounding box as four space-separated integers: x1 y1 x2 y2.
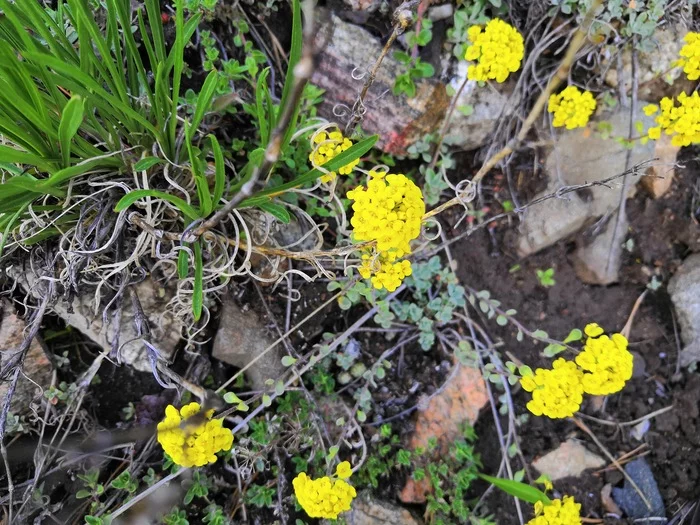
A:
240 135 378 207
58 95 85 167
0 145 55 173
255 68 271 145
177 246 189 279
479 474 551 505
210 135 225 206
278 0 302 122
192 240 203 321
258 202 290 224
114 189 200 222
188 70 219 142
185 124 212 217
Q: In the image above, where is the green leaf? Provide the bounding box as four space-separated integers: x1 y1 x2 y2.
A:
479 474 551 505
258 201 290 223
563 328 583 343
58 95 85 168
209 135 225 206
114 190 200 222
255 68 272 145
278 0 302 146
133 156 164 171
192 240 203 321
75 489 92 500
241 135 378 207
281 356 297 367
188 69 218 142
177 246 189 280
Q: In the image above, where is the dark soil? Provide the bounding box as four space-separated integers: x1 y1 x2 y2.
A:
452 151 700 523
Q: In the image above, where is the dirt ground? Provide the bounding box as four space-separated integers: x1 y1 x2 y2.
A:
450 149 700 523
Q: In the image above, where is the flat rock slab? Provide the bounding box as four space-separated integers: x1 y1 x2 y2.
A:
0 301 53 414
532 438 605 481
10 270 182 372
400 365 488 503
517 108 656 257
668 253 700 366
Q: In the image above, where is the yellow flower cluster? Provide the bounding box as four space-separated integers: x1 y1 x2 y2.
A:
347 171 425 291
293 462 357 519
520 358 584 419
157 402 233 468
309 130 359 183
643 92 700 147
576 323 632 395
548 86 597 129
527 496 582 525
465 19 524 83
521 323 633 418
678 32 700 81
359 252 413 292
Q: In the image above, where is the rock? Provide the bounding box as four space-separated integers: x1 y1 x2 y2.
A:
212 298 285 389
638 133 679 198
668 253 700 366
601 483 623 516
571 214 627 285
442 61 518 152
9 270 182 372
603 25 693 100
342 0 383 11
0 301 53 414
532 439 606 481
399 365 488 503
611 459 665 522
311 12 515 155
632 351 646 378
342 493 423 525
517 108 656 257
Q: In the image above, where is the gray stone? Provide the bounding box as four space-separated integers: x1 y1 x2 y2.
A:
532 438 606 481
668 253 700 366
311 13 515 155
571 214 627 285
341 493 423 525
517 108 656 257
0 301 53 414
212 298 285 389
442 61 518 152
9 270 182 372
612 459 665 522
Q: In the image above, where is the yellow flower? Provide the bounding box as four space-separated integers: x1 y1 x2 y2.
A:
293 472 357 519
575 325 633 396
309 130 359 183
348 171 424 258
527 496 582 525
547 86 597 129
520 358 584 419
348 171 424 292
359 252 412 292
678 32 700 81
156 402 233 468
644 92 700 147
643 104 659 116
336 461 353 479
648 127 661 140
464 19 524 83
